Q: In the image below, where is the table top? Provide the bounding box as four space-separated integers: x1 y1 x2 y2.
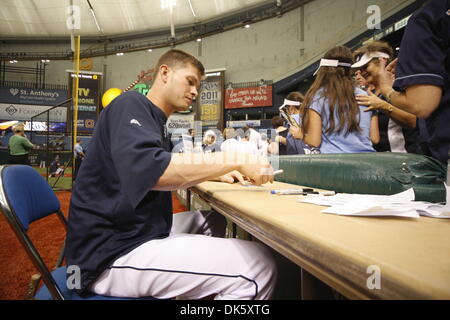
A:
191 181 450 299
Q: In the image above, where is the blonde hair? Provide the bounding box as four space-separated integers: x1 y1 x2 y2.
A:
13 123 24 133
223 128 236 140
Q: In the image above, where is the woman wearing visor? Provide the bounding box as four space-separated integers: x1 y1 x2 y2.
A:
353 41 424 155
368 0 449 164
290 46 379 153
278 91 311 155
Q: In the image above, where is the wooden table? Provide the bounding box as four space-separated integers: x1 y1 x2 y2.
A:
188 181 450 299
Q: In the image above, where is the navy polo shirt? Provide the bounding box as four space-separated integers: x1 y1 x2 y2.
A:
66 91 173 295
393 0 450 164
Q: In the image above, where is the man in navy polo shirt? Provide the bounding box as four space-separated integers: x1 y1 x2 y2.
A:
377 0 450 164
66 49 277 299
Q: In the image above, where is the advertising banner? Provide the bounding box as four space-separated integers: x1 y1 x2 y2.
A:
68 71 102 133
0 103 67 122
225 85 272 109
199 71 224 130
0 86 68 106
166 113 195 134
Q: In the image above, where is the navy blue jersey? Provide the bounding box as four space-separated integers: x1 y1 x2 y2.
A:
393 0 450 163
66 91 173 295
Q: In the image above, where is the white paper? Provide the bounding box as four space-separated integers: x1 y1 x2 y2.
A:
321 206 420 218
298 188 449 219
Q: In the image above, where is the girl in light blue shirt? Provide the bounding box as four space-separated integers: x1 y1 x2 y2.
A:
290 46 379 153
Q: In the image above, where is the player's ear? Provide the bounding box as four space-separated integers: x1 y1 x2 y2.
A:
159 65 170 84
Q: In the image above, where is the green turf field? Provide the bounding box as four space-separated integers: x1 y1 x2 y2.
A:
34 166 73 190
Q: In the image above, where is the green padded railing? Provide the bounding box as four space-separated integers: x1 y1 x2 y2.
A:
275 153 446 203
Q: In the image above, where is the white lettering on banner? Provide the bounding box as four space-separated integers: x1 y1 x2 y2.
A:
8 88 60 98
76 105 97 111
29 90 59 98
201 82 219 91
395 15 411 31
0 103 67 121
228 88 269 106
227 87 270 106
166 114 194 134
70 74 94 79
5 88 60 100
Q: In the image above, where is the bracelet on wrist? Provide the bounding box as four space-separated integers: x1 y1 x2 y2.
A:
386 88 396 103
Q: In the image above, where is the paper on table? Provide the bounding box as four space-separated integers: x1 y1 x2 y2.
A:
298 188 449 218
417 206 450 219
416 185 450 219
321 206 420 218
299 188 415 207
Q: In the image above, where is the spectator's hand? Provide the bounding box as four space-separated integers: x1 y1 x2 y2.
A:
289 126 302 139
356 91 387 112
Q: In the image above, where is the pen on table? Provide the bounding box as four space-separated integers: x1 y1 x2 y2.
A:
301 191 336 196
270 188 314 195
270 189 335 195
273 170 284 175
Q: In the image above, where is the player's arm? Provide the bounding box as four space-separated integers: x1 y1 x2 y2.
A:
153 152 273 191
380 83 442 118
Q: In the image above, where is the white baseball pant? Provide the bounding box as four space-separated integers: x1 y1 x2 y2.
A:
89 210 277 300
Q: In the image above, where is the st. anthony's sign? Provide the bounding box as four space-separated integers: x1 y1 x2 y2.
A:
0 86 68 106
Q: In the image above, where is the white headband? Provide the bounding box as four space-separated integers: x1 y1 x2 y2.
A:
313 59 352 76
351 51 390 68
282 99 300 107
279 99 301 112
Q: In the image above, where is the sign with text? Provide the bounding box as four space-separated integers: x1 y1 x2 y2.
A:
0 103 67 122
68 71 101 133
0 86 68 106
225 85 272 109
166 113 195 134
199 71 224 130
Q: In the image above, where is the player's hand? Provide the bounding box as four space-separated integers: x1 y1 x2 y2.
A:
376 59 395 91
238 154 274 186
218 170 248 184
386 58 398 77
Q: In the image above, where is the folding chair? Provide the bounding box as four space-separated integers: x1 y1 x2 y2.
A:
0 164 155 300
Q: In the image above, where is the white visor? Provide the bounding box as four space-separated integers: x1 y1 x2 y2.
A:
279 99 301 110
313 59 353 76
351 52 390 68
204 130 216 137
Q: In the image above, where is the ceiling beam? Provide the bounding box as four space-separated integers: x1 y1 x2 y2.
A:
0 0 313 61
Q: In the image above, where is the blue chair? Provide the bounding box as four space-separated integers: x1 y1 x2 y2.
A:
0 165 154 300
